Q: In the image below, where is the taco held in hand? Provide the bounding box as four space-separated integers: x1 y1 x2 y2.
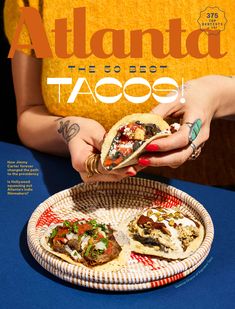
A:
128 207 204 260
101 113 178 170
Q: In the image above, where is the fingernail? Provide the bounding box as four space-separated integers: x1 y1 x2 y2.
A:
138 157 151 166
126 171 136 176
145 144 159 151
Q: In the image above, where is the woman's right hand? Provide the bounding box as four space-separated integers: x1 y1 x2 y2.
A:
61 116 141 182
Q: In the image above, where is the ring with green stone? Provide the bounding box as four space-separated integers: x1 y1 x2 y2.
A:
185 119 202 142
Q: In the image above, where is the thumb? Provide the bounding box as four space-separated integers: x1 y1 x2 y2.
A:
69 138 94 172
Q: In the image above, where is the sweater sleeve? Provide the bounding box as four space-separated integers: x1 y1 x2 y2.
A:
4 0 39 56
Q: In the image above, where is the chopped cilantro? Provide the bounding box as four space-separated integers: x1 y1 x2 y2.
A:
100 238 108 247
91 249 104 258
98 223 107 232
73 222 78 233
88 219 97 228
84 244 93 257
91 250 98 258
63 220 71 228
50 227 58 239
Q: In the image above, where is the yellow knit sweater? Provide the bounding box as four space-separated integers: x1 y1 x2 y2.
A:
4 0 235 130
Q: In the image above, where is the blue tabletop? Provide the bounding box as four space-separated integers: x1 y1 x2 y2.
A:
0 141 234 309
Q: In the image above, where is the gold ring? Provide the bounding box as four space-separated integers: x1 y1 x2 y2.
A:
85 153 102 178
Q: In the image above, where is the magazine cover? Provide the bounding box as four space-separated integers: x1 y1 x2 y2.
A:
0 1 235 308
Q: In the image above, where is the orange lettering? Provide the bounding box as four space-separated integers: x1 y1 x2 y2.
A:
8 7 227 60
167 19 187 58
131 29 166 58
53 19 73 58
207 30 227 58
74 7 92 58
8 7 52 58
186 29 208 58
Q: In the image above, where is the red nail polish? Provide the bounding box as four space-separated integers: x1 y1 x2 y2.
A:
146 144 159 151
126 171 135 176
138 158 150 166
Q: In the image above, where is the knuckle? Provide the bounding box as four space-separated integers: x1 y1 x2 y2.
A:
71 159 83 172
153 161 160 167
178 156 185 165
80 174 89 183
203 129 210 141
171 156 185 167
149 159 160 167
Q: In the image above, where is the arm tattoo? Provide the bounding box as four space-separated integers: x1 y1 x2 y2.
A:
57 120 80 143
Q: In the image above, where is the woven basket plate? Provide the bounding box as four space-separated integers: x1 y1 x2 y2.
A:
27 177 214 290
28 238 211 291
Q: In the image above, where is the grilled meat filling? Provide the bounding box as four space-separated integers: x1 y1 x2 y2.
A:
83 240 122 267
133 234 167 251
48 220 122 267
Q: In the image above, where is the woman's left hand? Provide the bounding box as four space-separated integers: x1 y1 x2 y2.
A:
138 75 224 168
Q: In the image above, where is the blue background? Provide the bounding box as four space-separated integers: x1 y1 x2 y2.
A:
0 142 234 309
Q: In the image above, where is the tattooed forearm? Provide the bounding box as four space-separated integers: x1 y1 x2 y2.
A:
57 120 80 143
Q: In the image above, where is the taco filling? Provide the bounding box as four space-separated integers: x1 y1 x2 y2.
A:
103 121 169 170
128 207 204 259
47 219 122 267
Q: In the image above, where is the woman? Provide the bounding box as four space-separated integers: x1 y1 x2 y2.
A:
4 0 235 182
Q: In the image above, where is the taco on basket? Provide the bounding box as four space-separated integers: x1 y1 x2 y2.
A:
41 219 130 271
128 207 204 260
101 113 177 171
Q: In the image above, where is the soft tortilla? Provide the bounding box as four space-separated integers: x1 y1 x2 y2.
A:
40 226 130 271
129 216 205 260
101 113 170 169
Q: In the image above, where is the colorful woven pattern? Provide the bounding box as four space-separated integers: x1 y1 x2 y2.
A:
27 177 214 291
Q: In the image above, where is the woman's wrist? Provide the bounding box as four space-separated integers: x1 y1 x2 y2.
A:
56 116 81 145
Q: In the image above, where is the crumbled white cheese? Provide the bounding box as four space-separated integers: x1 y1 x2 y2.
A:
171 123 181 131
109 147 117 156
71 250 82 261
81 236 90 250
65 245 82 260
159 129 170 134
95 241 107 251
66 233 78 240
65 245 73 255
118 141 134 149
97 229 106 237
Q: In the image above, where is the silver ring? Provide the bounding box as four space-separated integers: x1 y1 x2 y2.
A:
190 141 197 151
185 119 202 142
185 122 193 129
189 142 201 160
